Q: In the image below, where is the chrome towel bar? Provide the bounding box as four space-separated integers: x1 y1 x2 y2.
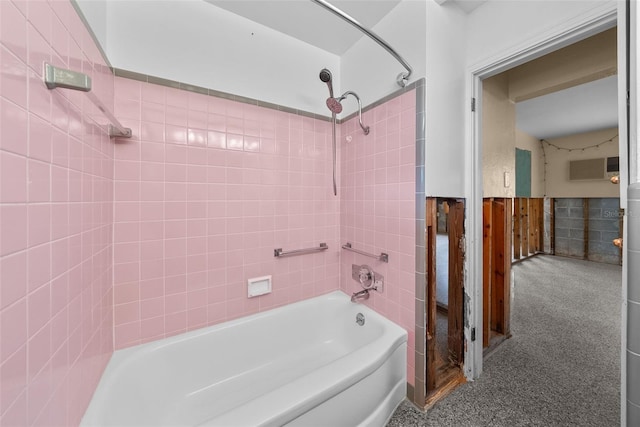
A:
43 63 132 138
274 243 328 258
341 243 389 263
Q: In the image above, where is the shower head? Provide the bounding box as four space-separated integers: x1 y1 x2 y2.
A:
319 68 335 98
319 68 332 83
326 97 343 114
319 68 342 114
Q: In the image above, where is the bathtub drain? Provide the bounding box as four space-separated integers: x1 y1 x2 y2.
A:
356 313 365 326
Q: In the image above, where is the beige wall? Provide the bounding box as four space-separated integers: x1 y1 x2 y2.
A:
483 73 515 197
515 129 545 197
544 127 619 198
508 28 617 102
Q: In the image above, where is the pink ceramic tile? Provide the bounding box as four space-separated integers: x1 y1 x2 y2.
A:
27 285 51 336
114 323 140 349
164 275 186 296
141 101 165 124
164 310 187 334
1 298 27 361
114 180 140 202
140 121 166 143
165 143 187 164
139 161 164 182
227 134 244 151
140 259 163 280
0 150 28 203
338 90 417 381
1 0 28 61
0 204 28 257
1 49 28 112
187 306 207 329
26 22 51 75
114 222 140 245
164 257 186 277
140 297 164 320
114 282 140 305
115 77 141 102
114 160 140 181
140 316 164 340
113 202 139 223
27 159 51 202
139 202 163 222
27 113 52 162
26 361 52 424
140 240 163 261
0 251 27 309
137 181 164 203
139 278 164 300
0 344 27 416
165 87 188 108
165 106 187 128
50 15 68 64
186 91 207 112
113 262 139 285
139 221 162 242
188 111 208 131
206 131 226 150
141 82 165 104
0 4 118 416
207 113 226 133
1 389 27 427
114 302 140 326
115 98 140 122
1 99 29 157
50 274 68 317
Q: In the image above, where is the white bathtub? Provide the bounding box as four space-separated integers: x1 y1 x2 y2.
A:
81 291 407 426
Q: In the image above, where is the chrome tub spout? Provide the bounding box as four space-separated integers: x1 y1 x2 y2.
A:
351 289 370 303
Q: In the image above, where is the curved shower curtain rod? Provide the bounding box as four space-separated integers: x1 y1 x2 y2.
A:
310 0 413 87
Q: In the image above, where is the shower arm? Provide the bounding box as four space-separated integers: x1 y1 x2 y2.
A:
339 91 370 135
310 0 412 87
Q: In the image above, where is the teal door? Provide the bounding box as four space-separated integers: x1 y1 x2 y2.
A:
515 148 531 197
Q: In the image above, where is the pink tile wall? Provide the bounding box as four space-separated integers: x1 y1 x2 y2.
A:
339 90 417 384
0 0 114 425
112 77 340 348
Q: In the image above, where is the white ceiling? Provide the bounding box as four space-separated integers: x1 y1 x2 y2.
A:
516 76 618 140
207 0 488 56
449 0 487 13
206 0 402 55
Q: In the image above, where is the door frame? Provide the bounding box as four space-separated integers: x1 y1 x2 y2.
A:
464 2 625 405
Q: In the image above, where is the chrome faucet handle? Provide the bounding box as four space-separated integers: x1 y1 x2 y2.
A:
358 265 374 289
351 264 384 293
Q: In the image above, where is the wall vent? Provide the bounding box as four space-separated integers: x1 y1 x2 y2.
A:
569 158 606 181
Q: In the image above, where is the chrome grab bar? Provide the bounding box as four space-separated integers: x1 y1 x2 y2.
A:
341 243 389 263
43 63 132 138
310 0 413 87
274 243 328 258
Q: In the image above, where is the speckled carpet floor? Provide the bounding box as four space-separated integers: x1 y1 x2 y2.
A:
387 255 621 427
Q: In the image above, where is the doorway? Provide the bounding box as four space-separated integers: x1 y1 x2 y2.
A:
477 24 621 357
425 197 465 404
